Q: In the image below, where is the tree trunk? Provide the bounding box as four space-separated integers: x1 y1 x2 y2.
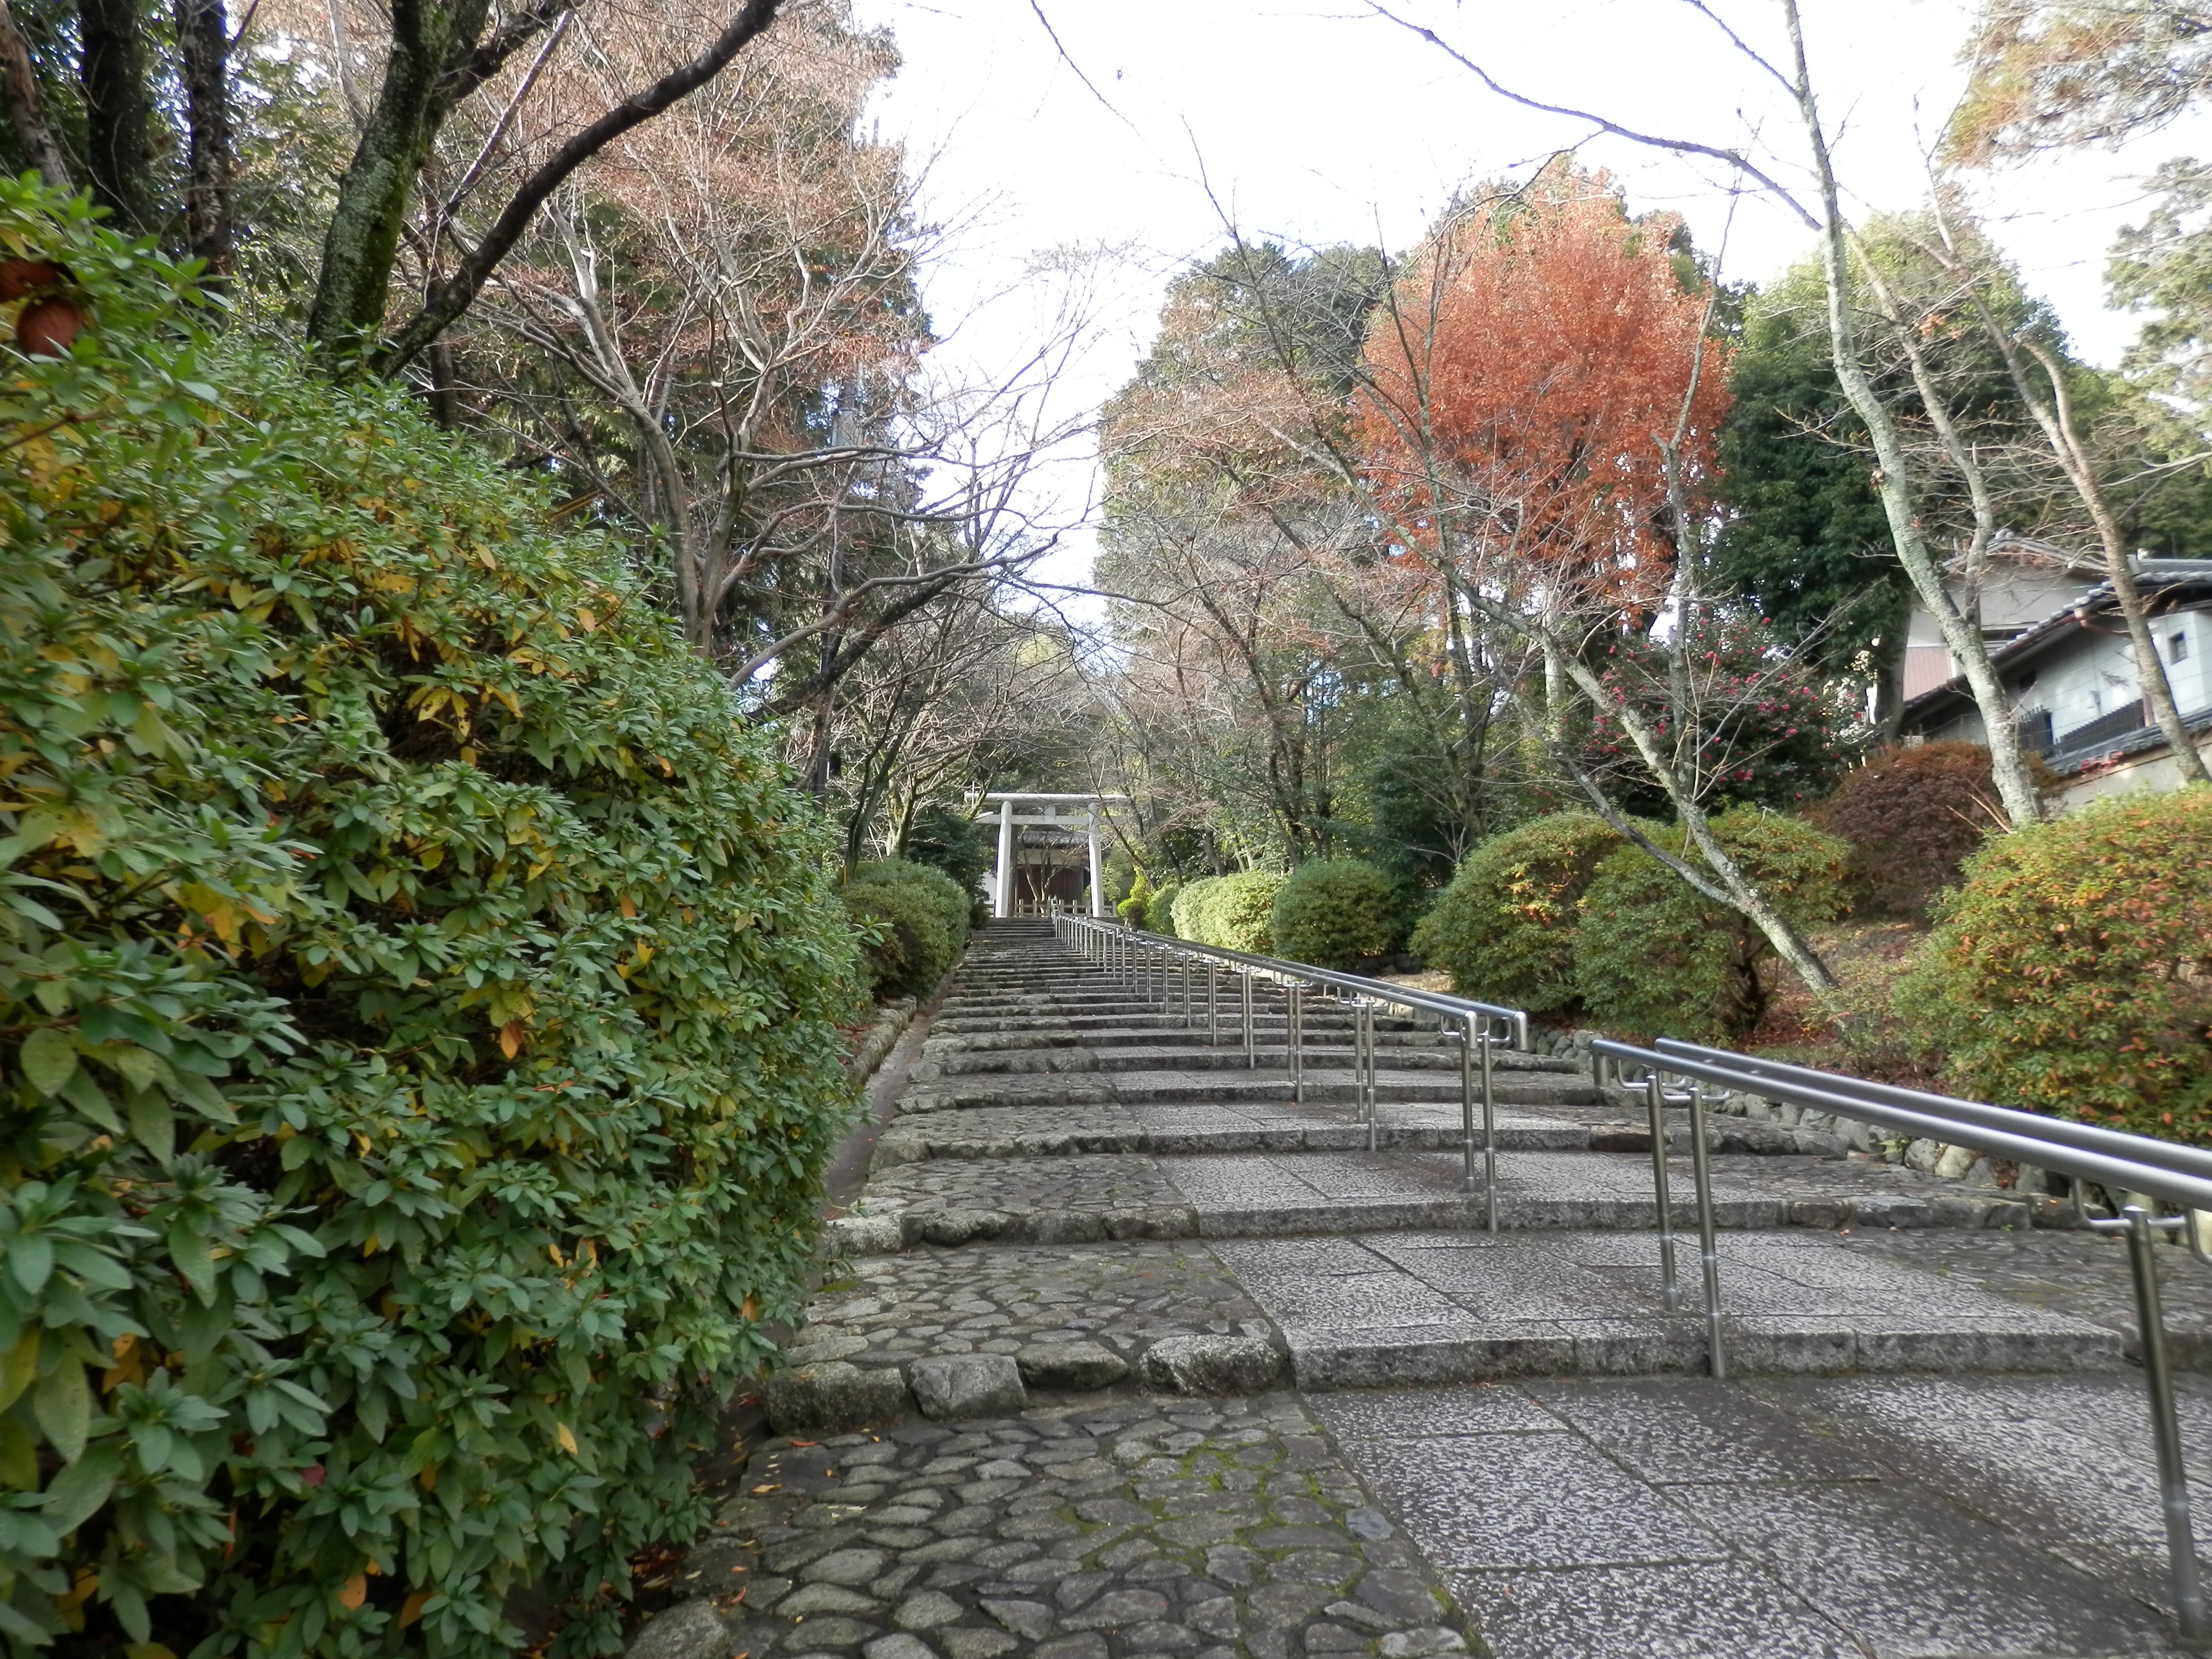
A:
176 0 233 270
78 0 154 231
1780 0 2047 827
0 0 72 190
307 0 496 355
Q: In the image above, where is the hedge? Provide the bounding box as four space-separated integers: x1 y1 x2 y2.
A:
843 859 971 998
1574 810 1849 1041
1145 882 1183 936
1169 877 1221 941
1409 813 1637 1013
1809 742 2004 918
0 184 863 1656
1178 871 1288 953
1898 786 2212 1142
1268 861 1399 968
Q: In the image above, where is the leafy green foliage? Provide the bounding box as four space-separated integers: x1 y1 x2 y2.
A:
1898 786 2212 1141
1176 872 1288 954
1574 811 1849 1041
1115 870 1153 928
842 860 970 999
1268 863 1400 969
1808 743 2005 918
1411 814 1640 1014
1145 883 1183 936
898 806 990 926
1169 878 1219 942
0 184 863 1656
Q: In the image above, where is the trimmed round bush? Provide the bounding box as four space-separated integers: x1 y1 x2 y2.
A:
1172 876 1222 939
1574 810 1850 1041
843 858 969 998
1410 813 1639 1012
1270 860 1401 968
1898 786 2212 1141
1147 881 1183 935
1117 870 1154 927
1183 870 1289 953
1809 741 2005 918
0 186 863 1654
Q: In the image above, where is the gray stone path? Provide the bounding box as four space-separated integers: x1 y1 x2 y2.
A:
634 920 2212 1659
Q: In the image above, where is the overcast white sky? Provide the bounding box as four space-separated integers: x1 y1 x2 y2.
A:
849 0 2212 585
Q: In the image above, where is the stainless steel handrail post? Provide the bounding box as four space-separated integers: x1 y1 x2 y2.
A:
1480 1017 1498 1234
1289 982 1305 1106
1358 1000 1377 1152
2114 1203 2209 1644
1645 1071 1681 1313
1242 971 1255 1068
1456 1022 1478 1194
1208 964 1219 1045
1689 1081 1726 1380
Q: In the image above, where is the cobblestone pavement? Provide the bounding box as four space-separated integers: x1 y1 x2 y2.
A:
632 921 2212 1659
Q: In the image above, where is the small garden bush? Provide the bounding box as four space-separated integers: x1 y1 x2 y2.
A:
1269 861 1401 968
843 859 970 998
1179 871 1288 953
1897 786 2212 1141
1410 812 1638 1013
0 185 862 1655
1170 876 1222 940
1146 881 1183 935
1574 809 1850 1041
1116 870 1154 927
1809 741 2004 918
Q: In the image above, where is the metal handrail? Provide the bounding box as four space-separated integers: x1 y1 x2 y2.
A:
1053 913 1530 1230
1593 1033 2212 1646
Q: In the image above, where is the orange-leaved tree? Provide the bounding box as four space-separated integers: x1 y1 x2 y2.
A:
1354 166 1728 617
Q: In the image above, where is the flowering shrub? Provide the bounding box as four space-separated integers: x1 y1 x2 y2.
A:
1410 813 1641 1013
1574 809 1849 1040
1586 613 1851 815
0 184 861 1656
1898 787 2212 1141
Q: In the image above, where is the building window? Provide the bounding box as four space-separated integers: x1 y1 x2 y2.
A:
2172 630 2190 663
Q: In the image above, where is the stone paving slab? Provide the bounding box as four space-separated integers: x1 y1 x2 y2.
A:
630 1395 1478 1659
1212 1231 2116 1388
1313 1377 2197 1657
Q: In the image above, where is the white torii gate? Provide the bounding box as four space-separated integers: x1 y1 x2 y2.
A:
970 792 1127 919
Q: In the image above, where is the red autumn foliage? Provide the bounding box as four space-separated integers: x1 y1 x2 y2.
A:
1354 169 1728 610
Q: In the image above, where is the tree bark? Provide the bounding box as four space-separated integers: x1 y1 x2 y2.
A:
0 0 72 190
177 0 233 270
1780 0 2047 826
78 0 154 231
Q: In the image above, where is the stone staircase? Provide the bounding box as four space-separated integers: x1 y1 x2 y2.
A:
632 919 2212 1659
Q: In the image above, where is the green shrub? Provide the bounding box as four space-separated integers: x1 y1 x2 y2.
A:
844 859 969 998
0 185 863 1655
1182 870 1288 953
900 805 990 925
1574 810 1849 1041
1897 786 2212 1141
1116 869 1153 927
1410 812 1638 1012
1171 876 1221 940
1146 881 1183 935
1270 861 1401 968
1809 741 2004 918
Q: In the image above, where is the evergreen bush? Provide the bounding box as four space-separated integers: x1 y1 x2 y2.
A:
1808 742 2005 918
1410 813 1635 1013
1116 870 1153 928
899 805 990 925
1181 871 1288 953
1269 861 1400 968
1574 810 1849 1041
0 185 863 1655
1170 877 1222 940
1146 882 1183 935
1898 786 2212 1141
842 859 969 998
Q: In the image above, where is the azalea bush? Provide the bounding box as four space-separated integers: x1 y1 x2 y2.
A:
0 183 861 1656
1411 812 1642 1014
842 859 970 998
1177 871 1288 953
1268 861 1400 968
1899 787 2212 1141
1574 809 1849 1040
